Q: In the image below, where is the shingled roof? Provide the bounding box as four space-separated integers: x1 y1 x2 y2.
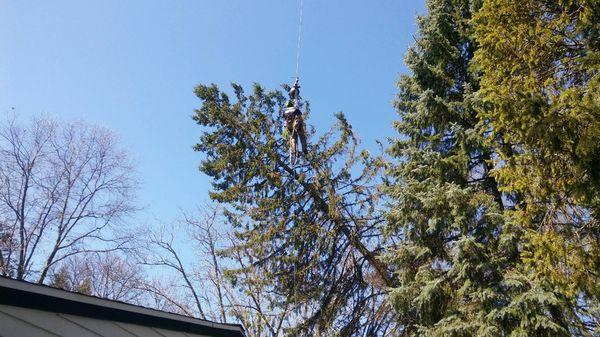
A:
0 276 245 337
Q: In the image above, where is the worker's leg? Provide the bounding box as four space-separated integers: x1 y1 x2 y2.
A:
287 120 294 135
291 131 299 163
287 120 296 158
298 121 308 155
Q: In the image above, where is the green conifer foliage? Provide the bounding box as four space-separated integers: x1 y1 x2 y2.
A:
386 0 508 334
386 0 587 335
193 83 397 336
473 1 600 334
191 1 599 335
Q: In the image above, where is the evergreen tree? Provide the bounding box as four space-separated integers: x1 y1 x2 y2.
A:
385 0 511 335
386 0 598 335
193 83 397 336
473 1 600 334
192 2 599 335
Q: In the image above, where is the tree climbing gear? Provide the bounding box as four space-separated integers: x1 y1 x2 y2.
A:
295 0 304 79
284 78 307 165
283 0 307 165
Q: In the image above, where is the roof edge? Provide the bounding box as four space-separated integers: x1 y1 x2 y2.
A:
0 276 245 337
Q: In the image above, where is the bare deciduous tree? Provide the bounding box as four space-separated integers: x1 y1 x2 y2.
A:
0 115 138 283
141 204 295 337
49 252 146 303
141 276 196 315
223 234 297 337
141 221 209 319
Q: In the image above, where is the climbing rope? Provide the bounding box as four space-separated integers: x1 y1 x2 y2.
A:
295 0 304 79
285 0 305 166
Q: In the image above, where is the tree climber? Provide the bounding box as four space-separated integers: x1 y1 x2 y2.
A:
283 78 308 158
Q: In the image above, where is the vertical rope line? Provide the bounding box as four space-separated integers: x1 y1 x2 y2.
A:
295 0 304 79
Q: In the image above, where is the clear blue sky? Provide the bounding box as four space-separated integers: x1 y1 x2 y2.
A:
1 0 426 224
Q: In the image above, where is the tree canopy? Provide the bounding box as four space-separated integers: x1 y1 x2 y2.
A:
189 1 600 336
193 83 397 335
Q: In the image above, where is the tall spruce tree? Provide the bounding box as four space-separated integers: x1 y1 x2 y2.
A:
473 1 600 334
385 0 510 335
387 0 598 335
192 83 398 336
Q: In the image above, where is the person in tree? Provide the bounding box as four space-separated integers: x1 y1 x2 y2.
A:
282 78 308 158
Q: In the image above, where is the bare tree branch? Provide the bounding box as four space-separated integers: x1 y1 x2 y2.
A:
0 115 138 283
